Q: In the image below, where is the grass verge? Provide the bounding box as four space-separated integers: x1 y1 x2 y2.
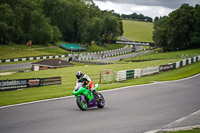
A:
159 128 200 133
122 48 200 62
87 43 125 52
0 61 199 107
123 20 154 42
0 43 125 60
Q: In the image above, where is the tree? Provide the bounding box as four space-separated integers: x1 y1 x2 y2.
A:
80 17 103 45
0 0 123 45
153 16 169 51
153 3 199 51
190 4 200 48
102 13 121 40
52 26 62 44
121 12 153 22
30 10 53 44
0 4 14 43
154 16 159 22
168 4 194 50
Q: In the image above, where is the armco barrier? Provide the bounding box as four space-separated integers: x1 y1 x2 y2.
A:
194 57 197 62
188 58 191 64
183 59 186 66
117 70 126 81
0 45 132 63
160 64 173 71
191 57 194 63
126 70 134 79
176 61 180 68
116 55 200 82
134 69 142 78
180 61 183 67
173 63 176 69
186 59 189 65
141 66 159 76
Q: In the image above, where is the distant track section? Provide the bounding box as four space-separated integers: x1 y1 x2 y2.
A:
103 40 155 47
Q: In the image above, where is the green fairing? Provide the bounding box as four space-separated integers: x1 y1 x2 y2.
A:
73 84 98 102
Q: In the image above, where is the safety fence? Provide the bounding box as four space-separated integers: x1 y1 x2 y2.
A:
100 70 115 83
117 55 200 81
88 70 115 84
73 60 114 65
0 76 61 91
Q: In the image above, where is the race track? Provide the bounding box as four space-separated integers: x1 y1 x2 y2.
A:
0 75 200 133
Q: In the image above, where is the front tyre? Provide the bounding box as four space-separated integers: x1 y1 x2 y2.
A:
97 93 105 108
76 96 87 111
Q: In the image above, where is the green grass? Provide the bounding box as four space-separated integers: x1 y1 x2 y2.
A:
160 128 200 133
122 48 200 62
0 59 199 107
0 43 125 60
0 44 67 60
123 20 154 42
87 43 125 52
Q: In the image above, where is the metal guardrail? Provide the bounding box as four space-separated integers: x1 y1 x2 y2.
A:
73 60 114 65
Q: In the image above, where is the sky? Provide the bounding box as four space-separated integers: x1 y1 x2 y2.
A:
93 0 200 19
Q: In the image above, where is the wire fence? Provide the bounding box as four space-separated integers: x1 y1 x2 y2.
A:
89 69 115 84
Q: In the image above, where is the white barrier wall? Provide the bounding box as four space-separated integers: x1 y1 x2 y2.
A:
116 55 200 82
117 70 127 81
6 59 10 62
183 59 186 66
193 57 196 63
176 61 180 68
188 58 191 64
134 69 142 78
141 66 159 76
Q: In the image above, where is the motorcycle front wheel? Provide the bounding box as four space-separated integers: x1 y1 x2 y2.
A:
76 95 88 111
97 93 105 108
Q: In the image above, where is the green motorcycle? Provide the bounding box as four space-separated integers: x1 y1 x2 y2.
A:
73 82 105 111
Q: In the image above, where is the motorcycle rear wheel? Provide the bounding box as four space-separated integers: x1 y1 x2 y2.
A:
76 96 87 111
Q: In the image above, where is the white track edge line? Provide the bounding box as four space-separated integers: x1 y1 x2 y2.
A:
144 109 200 133
145 125 200 133
0 73 200 109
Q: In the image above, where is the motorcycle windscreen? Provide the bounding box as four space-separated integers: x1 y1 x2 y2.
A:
95 84 98 90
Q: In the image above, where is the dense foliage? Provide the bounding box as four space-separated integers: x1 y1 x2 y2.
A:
0 0 122 45
153 4 200 51
121 13 153 22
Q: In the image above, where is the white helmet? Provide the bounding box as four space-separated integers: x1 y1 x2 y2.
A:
76 71 83 79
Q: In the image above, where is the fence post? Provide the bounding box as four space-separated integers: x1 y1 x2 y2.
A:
99 72 101 84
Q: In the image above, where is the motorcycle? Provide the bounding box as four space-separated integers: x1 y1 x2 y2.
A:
73 82 105 111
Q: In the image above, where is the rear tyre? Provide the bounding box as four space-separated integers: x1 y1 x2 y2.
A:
97 93 105 108
76 96 87 111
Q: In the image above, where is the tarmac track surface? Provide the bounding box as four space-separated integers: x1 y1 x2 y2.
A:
0 75 200 133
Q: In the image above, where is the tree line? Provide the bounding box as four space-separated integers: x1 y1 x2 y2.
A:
0 0 123 46
121 13 153 22
153 4 200 51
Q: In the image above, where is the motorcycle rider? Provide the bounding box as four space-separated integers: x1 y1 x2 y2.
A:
75 71 97 94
